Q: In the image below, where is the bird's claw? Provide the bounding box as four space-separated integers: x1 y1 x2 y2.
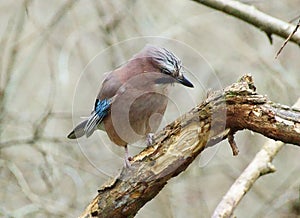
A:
146 133 155 146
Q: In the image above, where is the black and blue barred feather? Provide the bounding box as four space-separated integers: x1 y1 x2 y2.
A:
84 98 112 137
67 98 111 139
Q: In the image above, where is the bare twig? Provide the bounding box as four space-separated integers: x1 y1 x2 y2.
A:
192 0 300 45
7 161 71 217
0 0 79 139
275 19 300 58
32 46 56 140
0 137 71 149
228 131 239 156
0 1 30 136
212 140 281 218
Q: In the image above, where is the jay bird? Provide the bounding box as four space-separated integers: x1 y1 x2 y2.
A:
67 45 194 167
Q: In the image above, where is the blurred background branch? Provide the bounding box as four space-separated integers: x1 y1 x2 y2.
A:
192 0 300 45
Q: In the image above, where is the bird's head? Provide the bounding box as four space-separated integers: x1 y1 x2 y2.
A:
145 45 194 88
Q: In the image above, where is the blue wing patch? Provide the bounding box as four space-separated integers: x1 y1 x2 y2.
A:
84 98 112 137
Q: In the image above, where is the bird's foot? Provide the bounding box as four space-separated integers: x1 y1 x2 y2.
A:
146 133 155 146
124 157 132 168
124 145 132 168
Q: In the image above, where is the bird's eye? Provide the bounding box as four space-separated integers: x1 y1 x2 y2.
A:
162 69 172 75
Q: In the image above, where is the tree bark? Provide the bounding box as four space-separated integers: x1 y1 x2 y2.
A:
79 75 300 218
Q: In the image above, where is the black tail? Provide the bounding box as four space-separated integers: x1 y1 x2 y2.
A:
67 120 88 139
84 111 103 137
68 98 111 139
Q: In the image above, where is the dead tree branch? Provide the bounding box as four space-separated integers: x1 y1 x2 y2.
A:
80 75 300 218
192 0 300 46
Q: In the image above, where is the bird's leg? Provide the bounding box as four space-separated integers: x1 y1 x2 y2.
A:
124 145 132 168
146 133 155 146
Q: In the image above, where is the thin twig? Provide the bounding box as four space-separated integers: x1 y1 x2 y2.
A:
275 19 300 59
228 131 239 156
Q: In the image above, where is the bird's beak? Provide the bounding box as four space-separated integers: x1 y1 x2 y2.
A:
177 74 194 88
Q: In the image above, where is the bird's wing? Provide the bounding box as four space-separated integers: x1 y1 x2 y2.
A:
97 70 123 100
